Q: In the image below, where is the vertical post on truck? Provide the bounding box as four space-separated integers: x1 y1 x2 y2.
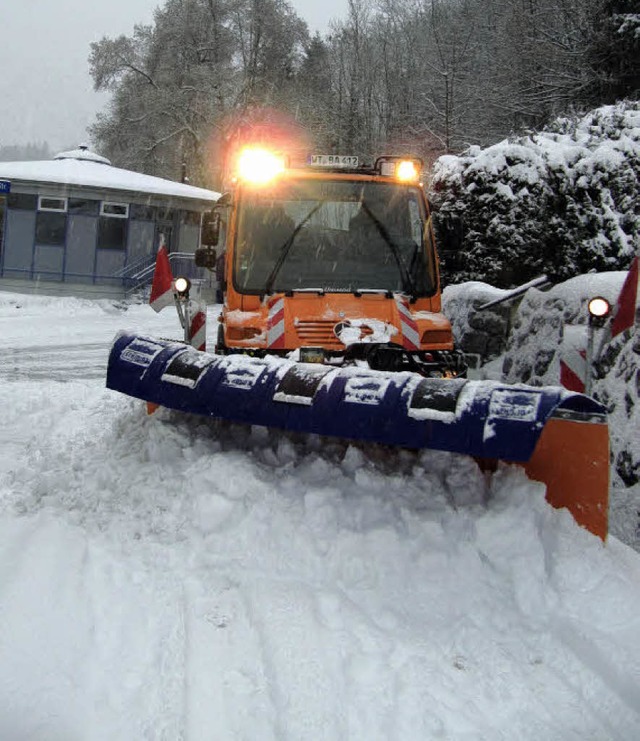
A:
586 296 611 396
173 277 192 342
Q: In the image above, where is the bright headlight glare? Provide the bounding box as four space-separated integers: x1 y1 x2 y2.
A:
174 276 190 295
396 160 420 182
588 296 610 318
237 147 285 184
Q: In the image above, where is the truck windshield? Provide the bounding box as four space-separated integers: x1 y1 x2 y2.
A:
232 179 437 296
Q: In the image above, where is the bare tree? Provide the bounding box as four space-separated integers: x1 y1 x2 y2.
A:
90 0 309 186
89 0 634 182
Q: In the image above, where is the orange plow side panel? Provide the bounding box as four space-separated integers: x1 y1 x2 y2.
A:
522 417 609 541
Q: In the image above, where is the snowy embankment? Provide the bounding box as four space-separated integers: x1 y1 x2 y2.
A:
1 293 640 739
444 271 640 550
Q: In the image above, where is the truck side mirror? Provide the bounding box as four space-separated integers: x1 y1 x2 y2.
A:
195 246 217 269
201 210 221 246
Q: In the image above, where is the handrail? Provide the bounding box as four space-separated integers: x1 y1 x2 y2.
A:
122 252 208 295
477 275 551 311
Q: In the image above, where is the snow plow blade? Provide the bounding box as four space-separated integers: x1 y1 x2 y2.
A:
107 333 609 540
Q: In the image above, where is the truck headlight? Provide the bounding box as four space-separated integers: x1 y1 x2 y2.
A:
174 277 191 297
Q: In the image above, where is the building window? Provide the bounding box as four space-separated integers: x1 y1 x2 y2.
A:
36 211 67 245
98 201 129 250
38 195 67 212
68 198 100 216
7 193 37 210
98 218 127 250
34 195 68 245
130 204 157 220
183 210 202 226
157 207 175 222
101 202 129 218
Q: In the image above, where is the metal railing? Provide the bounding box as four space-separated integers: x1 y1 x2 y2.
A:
118 252 208 295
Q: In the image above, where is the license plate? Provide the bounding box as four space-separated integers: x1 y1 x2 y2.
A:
300 347 326 364
309 155 359 168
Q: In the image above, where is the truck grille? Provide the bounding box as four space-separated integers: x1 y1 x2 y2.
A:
296 320 342 348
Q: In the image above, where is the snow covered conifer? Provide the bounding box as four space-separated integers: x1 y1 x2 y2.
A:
431 101 640 288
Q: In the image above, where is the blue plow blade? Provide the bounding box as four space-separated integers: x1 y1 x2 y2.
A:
106 332 606 463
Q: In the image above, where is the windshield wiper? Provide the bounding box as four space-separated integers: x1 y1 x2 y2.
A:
285 288 325 296
358 202 417 298
264 202 325 295
352 288 394 298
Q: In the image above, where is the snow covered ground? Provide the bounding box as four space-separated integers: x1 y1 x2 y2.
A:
1 292 640 740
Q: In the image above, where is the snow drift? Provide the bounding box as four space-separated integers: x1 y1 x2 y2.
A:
1 292 640 739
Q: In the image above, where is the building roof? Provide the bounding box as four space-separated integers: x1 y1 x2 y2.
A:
0 145 219 203
54 145 112 165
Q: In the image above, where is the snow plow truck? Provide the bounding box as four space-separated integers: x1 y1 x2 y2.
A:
107 146 609 540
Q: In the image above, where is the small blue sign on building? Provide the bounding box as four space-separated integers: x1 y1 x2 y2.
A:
0 180 10 194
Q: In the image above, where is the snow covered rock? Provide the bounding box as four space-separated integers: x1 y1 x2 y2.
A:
594 326 640 546
501 273 628 384
442 282 513 362
496 273 639 548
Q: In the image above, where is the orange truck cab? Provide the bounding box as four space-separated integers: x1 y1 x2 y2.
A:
196 150 466 377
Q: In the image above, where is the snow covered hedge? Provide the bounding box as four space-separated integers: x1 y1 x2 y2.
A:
431 101 640 287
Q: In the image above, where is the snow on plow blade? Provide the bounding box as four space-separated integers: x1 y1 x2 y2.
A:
107 333 609 540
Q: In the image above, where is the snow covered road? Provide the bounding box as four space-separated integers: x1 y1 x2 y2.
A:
0 342 107 380
1 293 640 740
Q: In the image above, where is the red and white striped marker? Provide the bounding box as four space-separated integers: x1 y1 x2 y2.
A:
266 295 286 349
187 301 207 352
395 296 420 350
559 327 587 393
560 349 586 393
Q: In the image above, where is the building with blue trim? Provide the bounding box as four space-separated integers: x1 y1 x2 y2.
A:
0 146 219 297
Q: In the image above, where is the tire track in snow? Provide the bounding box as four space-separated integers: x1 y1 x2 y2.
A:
180 575 278 741
0 342 108 381
552 617 640 730
2 350 640 739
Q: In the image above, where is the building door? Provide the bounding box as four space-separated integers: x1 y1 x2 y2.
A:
155 222 174 252
155 207 177 254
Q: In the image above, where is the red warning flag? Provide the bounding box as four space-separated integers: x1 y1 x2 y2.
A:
149 242 175 313
611 255 638 338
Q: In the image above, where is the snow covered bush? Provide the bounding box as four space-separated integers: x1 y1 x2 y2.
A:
431 101 640 287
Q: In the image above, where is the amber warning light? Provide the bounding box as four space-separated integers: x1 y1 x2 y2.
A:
396 160 420 182
376 156 422 182
236 147 286 185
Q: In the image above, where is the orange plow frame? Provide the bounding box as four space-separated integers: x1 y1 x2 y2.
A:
523 416 609 541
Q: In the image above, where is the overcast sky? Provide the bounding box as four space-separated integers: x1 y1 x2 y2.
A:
0 0 348 153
